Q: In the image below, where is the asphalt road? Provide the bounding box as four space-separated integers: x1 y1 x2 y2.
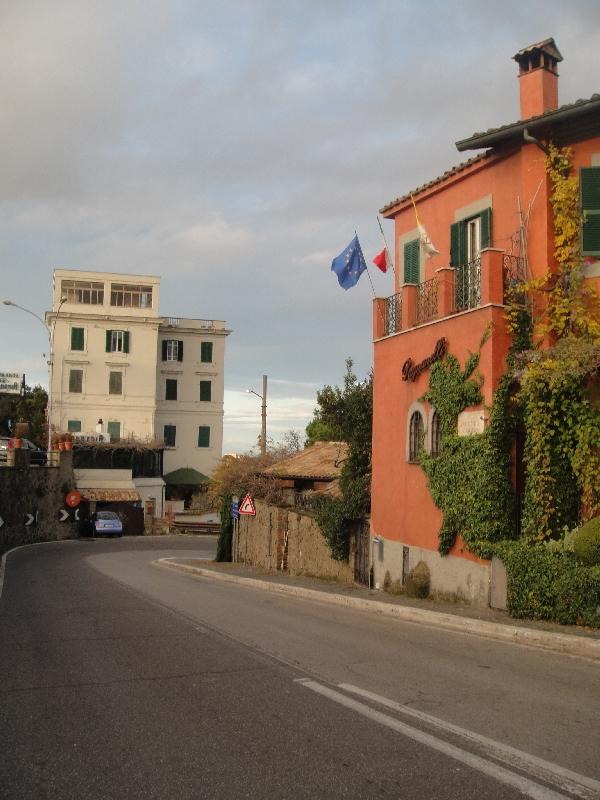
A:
1 537 599 800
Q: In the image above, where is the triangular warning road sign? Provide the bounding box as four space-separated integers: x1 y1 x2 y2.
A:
239 494 256 515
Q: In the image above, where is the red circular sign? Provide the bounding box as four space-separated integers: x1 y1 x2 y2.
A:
65 491 81 508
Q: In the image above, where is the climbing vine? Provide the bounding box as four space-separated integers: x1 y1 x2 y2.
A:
420 328 517 555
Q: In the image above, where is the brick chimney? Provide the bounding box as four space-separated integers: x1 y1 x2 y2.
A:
513 38 563 120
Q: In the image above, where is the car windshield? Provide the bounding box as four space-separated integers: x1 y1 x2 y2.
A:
97 512 119 520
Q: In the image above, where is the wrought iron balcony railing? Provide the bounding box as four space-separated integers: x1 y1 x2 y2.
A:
384 292 402 336
415 277 438 324
502 254 527 301
454 257 481 312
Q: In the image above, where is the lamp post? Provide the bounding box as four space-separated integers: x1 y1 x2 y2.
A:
246 374 267 456
2 296 67 453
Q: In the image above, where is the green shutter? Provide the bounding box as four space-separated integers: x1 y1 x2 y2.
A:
200 380 211 402
164 425 176 447
106 330 112 352
69 370 82 393
123 331 130 354
162 340 168 360
107 421 121 442
201 342 213 363
109 371 122 395
480 207 492 249
403 239 420 284
450 221 463 267
67 420 82 433
177 340 183 362
71 327 84 351
198 426 210 448
581 167 600 255
165 379 177 401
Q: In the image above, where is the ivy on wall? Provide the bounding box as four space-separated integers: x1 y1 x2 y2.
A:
420 328 517 555
422 144 600 558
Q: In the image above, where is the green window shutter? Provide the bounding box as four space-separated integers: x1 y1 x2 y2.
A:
165 379 177 401
106 330 112 352
109 371 122 395
450 221 463 267
201 342 213 363
198 426 210 448
107 421 121 442
177 340 184 362
200 380 212 402
480 207 492 249
163 425 176 447
123 331 130 353
162 340 168 361
71 327 84 351
581 167 600 255
67 420 82 433
403 239 420 284
69 370 83 393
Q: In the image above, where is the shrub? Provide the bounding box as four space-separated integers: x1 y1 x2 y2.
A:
496 541 600 627
572 517 600 566
406 561 430 599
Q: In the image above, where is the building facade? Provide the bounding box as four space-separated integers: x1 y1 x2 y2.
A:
371 39 600 605
49 269 231 478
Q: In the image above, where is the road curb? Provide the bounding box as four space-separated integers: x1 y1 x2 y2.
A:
156 559 600 662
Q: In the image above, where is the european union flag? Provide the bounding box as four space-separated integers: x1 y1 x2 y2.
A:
331 235 367 290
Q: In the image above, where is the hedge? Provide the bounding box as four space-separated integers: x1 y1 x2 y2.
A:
496 541 600 627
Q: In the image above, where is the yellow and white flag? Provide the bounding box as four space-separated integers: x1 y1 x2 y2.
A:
411 195 439 259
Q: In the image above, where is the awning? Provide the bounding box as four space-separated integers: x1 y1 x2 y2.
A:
79 489 141 502
163 468 209 486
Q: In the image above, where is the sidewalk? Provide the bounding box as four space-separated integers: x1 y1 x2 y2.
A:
157 558 600 662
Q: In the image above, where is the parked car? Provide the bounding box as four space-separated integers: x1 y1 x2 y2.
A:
87 510 123 537
0 437 46 465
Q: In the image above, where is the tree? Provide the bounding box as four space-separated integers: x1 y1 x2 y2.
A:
307 359 373 560
0 385 48 445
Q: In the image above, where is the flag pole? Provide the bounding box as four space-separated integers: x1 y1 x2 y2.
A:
376 215 397 280
356 230 377 299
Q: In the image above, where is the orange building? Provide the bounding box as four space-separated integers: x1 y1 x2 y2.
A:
370 39 600 605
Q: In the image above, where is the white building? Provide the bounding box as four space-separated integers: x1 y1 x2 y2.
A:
48 269 231 478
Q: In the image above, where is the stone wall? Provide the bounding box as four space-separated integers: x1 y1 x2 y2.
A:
236 499 354 582
0 450 79 552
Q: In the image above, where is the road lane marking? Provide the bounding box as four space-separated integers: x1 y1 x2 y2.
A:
339 683 600 800
295 678 570 800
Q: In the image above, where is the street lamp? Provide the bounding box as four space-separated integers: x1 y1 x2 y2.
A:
246 374 267 456
2 296 68 453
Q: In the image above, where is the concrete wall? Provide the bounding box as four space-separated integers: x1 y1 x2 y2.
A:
0 450 79 552
236 499 354 582
370 536 495 607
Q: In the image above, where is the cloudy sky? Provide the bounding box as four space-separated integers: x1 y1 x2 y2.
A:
1 1 599 453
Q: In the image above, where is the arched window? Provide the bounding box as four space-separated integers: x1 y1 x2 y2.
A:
408 411 424 462
431 410 442 457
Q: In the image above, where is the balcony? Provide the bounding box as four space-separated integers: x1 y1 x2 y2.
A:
374 249 524 339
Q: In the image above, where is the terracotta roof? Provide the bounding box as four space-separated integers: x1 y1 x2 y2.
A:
263 441 348 480
79 489 141 502
456 93 600 152
380 153 490 215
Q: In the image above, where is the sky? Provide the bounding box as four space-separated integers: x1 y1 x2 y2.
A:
1 1 599 453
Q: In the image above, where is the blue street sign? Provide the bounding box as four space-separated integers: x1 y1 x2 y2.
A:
231 501 239 520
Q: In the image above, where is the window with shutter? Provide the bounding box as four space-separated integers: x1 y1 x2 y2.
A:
69 370 83 393
164 340 183 361
67 420 82 433
403 239 420 284
199 380 212 402
581 167 600 255
109 371 123 395
106 330 128 353
163 425 176 447
107 421 121 442
198 426 210 448
165 379 178 400
201 341 213 363
71 327 85 351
